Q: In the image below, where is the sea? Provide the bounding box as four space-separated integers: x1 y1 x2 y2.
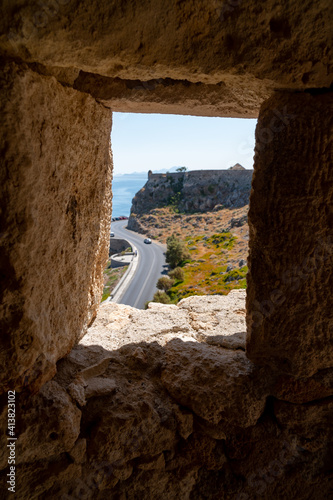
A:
111 173 148 218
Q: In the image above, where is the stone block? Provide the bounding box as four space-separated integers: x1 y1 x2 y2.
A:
0 61 112 393
246 91 333 377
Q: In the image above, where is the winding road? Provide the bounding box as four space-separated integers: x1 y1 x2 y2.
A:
111 220 168 309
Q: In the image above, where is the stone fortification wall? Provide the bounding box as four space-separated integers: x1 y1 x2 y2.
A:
148 172 186 182
130 169 253 215
109 238 132 256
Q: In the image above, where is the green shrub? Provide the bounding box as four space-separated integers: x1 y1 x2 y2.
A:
166 234 190 268
156 276 174 292
152 291 172 304
168 267 185 281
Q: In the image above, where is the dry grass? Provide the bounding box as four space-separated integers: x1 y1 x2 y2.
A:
135 206 250 303
102 262 129 302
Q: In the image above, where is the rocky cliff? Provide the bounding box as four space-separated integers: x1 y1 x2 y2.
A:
129 168 253 217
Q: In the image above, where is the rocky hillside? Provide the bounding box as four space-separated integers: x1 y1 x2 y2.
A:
127 166 252 302
128 166 253 222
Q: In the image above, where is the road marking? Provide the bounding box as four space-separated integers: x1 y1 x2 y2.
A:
133 244 156 308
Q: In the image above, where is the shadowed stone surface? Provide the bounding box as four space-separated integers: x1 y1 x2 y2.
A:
0 292 331 499
246 91 333 378
0 381 81 469
161 339 269 430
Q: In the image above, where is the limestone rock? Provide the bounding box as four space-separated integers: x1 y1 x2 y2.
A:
0 290 331 498
69 438 87 464
1 1 331 118
0 381 81 470
272 368 333 404
81 377 179 466
75 72 266 118
0 61 112 394
8 458 82 500
161 339 269 429
80 301 197 350
274 398 333 453
246 91 333 377
178 290 247 349
80 290 247 351
221 415 327 500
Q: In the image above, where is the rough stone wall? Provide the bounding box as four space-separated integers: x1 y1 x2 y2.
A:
1 292 331 499
182 170 253 212
0 61 113 394
0 0 332 498
246 91 333 378
109 239 132 256
1 1 332 117
129 169 253 217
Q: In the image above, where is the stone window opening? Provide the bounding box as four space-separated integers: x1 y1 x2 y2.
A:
108 111 256 308
1 1 332 494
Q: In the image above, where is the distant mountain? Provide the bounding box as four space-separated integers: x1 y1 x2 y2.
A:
113 172 147 179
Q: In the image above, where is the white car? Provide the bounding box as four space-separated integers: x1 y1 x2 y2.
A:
144 238 152 244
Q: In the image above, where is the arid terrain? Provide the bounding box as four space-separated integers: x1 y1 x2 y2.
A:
129 205 249 301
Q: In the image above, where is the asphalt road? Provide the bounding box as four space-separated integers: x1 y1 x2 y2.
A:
111 220 168 309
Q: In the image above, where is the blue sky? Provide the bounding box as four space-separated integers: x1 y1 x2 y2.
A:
111 112 257 176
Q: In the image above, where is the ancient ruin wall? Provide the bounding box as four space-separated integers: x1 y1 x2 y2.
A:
129 169 253 217
1 292 332 499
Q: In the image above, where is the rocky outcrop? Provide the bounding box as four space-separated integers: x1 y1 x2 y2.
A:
128 169 253 220
126 216 150 236
0 61 112 394
1 291 331 498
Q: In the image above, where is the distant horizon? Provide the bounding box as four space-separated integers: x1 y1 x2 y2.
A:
111 113 257 176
